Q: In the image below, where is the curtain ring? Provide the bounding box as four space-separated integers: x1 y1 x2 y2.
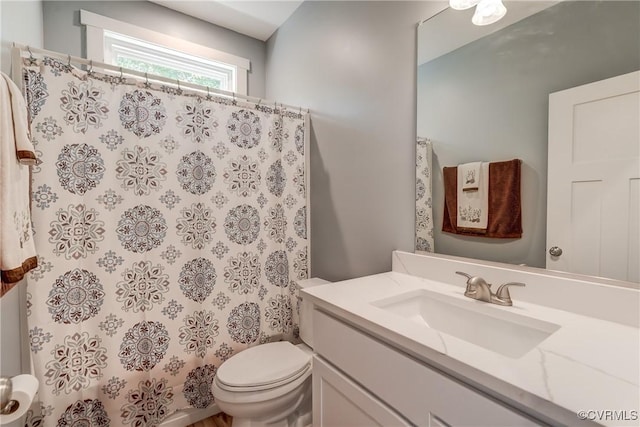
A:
25 45 36 65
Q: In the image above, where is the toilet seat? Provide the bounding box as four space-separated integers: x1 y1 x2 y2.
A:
212 366 311 408
216 341 312 392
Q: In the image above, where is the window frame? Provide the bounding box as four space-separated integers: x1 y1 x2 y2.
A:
81 9 249 95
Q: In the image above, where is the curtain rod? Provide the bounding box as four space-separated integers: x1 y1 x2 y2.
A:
12 43 310 115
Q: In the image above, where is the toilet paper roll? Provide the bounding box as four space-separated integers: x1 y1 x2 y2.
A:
0 374 38 425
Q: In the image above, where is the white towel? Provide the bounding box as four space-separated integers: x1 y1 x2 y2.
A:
1 71 38 295
459 161 481 191
457 162 489 231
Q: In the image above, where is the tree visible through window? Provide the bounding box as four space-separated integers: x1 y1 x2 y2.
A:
104 31 235 91
115 57 222 89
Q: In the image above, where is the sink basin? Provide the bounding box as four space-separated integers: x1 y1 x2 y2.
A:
372 289 560 358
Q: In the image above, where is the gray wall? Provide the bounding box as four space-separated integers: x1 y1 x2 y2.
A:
1 0 43 75
266 1 446 281
42 1 267 98
0 0 43 377
418 1 640 268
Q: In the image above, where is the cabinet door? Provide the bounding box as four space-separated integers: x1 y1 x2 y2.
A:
313 356 410 427
314 310 541 426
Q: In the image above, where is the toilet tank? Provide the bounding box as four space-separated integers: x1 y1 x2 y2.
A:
297 278 329 348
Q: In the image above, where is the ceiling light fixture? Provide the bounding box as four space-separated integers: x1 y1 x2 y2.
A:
472 0 508 26
449 0 507 26
449 0 480 10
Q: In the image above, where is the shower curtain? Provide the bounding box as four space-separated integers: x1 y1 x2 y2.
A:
22 56 309 426
416 137 434 252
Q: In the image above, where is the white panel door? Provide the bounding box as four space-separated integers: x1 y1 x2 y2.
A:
547 71 640 282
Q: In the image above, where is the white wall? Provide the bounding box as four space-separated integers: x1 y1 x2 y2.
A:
266 1 447 281
0 0 43 377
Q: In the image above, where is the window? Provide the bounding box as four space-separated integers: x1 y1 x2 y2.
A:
103 31 234 90
81 10 249 94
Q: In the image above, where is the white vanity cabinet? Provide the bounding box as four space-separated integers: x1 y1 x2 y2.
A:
312 309 541 427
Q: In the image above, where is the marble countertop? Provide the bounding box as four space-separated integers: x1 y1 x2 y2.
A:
302 271 640 426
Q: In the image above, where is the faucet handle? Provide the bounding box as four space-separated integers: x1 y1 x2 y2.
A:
494 282 526 305
456 271 494 303
456 271 490 287
455 271 472 280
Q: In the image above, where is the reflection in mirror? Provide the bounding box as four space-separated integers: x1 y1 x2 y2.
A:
416 1 639 281
415 138 434 253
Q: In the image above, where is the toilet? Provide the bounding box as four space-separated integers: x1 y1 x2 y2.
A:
211 278 329 427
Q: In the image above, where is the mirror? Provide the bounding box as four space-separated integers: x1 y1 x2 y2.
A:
416 1 639 279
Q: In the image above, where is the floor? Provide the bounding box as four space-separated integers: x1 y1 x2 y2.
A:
187 412 233 427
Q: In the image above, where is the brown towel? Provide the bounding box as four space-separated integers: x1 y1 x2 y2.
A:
443 159 522 238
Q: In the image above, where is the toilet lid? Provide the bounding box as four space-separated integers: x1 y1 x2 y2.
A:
216 342 311 390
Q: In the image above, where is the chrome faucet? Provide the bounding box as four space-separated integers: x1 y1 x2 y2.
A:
455 271 525 306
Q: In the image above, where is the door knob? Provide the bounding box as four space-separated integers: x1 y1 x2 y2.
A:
549 246 563 257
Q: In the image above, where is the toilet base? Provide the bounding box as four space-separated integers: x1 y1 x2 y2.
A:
215 378 311 427
230 393 310 427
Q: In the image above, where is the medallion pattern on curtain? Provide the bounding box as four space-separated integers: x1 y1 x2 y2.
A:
416 137 434 252
23 57 309 426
